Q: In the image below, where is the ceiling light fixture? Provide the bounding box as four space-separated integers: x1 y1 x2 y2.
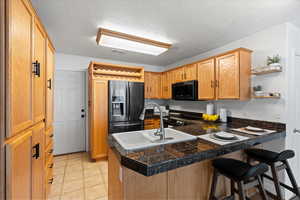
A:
96 28 172 56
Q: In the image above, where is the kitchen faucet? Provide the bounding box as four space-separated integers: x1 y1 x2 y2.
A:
139 102 166 141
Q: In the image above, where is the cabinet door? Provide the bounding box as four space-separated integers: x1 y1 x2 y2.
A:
6 130 33 199
32 122 45 200
184 63 197 81
216 52 240 99
152 73 162 99
144 72 151 98
197 59 215 100
45 41 55 129
161 72 171 99
171 68 184 83
9 0 34 135
33 21 46 123
91 79 108 159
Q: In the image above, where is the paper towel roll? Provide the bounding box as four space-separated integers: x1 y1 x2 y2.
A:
206 103 214 115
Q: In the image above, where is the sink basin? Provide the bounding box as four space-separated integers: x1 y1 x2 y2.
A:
112 128 197 150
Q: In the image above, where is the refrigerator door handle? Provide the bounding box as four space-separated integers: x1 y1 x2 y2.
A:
127 84 130 119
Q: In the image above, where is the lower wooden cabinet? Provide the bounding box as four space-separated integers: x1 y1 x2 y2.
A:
6 122 46 200
144 118 160 130
89 79 108 160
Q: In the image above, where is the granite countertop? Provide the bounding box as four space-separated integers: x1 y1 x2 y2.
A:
108 116 286 176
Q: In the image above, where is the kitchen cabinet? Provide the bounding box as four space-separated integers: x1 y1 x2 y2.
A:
144 72 161 99
215 49 251 100
6 130 32 200
170 64 197 84
45 40 55 130
31 122 45 200
144 118 160 130
33 20 46 124
161 71 172 99
184 63 197 81
6 122 46 200
9 0 35 135
197 58 216 100
5 0 55 199
89 79 108 160
170 67 184 83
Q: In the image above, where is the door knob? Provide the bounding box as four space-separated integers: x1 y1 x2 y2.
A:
293 128 300 133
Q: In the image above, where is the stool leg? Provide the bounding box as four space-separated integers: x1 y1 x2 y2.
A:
270 163 283 200
237 181 246 200
209 169 219 200
284 160 300 197
257 175 268 200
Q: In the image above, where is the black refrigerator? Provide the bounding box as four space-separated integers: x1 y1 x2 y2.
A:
108 80 144 134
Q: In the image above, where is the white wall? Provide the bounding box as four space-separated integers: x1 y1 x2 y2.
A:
55 53 165 72
166 23 288 123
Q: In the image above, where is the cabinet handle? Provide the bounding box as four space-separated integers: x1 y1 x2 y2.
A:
211 80 214 88
47 79 52 89
32 60 41 77
48 178 54 184
32 143 40 159
185 73 187 79
215 80 219 88
49 134 54 138
49 149 54 154
49 163 54 168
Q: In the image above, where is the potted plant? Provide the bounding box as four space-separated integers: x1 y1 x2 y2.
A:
253 85 264 96
267 55 281 68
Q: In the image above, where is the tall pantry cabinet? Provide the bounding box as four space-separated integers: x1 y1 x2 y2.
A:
4 0 55 199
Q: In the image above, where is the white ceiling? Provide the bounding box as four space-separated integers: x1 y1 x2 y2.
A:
31 0 300 66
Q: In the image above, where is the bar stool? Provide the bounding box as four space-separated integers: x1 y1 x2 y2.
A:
246 149 300 200
209 158 269 200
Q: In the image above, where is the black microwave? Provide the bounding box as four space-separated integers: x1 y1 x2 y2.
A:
172 80 198 101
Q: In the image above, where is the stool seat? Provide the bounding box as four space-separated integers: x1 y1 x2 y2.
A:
213 158 268 181
246 149 295 163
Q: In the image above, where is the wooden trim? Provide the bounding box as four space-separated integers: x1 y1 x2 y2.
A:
0 0 6 199
91 61 144 71
96 28 172 49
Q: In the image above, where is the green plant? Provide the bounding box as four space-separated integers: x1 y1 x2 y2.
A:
253 85 262 92
267 55 280 65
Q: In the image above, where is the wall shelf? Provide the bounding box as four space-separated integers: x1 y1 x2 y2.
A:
252 96 281 99
251 66 282 75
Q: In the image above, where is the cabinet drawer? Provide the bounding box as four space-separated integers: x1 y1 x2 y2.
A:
45 141 54 162
45 167 53 197
45 126 54 148
45 153 54 170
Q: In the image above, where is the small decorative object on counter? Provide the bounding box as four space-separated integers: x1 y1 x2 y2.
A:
219 108 227 123
267 54 281 67
253 85 264 97
206 103 214 115
202 114 219 122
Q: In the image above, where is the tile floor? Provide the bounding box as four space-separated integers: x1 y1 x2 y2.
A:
48 152 108 200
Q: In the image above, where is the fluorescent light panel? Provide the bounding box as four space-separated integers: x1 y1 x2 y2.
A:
97 28 171 56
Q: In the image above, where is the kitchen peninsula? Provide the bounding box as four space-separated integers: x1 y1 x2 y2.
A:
108 114 286 200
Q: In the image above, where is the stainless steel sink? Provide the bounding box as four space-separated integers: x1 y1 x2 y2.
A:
112 128 197 150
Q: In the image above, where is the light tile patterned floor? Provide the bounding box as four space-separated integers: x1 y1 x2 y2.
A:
48 152 108 200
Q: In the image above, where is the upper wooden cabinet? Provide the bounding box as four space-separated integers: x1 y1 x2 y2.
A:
197 59 216 100
161 71 172 99
170 67 184 83
45 40 55 129
215 49 251 100
184 63 197 81
9 0 35 135
170 64 197 83
144 72 161 99
33 20 46 124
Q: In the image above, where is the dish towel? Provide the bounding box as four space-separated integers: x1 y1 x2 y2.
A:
198 133 249 146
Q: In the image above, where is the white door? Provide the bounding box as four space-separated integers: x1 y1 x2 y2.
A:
287 49 300 198
54 70 86 155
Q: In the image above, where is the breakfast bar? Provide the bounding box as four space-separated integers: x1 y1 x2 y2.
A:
107 116 286 200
